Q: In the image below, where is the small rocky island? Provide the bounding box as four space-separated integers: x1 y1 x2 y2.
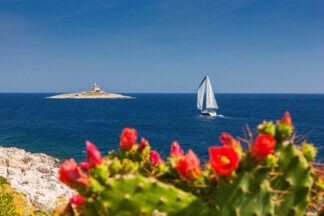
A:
47 84 133 99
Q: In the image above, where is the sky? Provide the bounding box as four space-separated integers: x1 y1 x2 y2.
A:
0 0 323 93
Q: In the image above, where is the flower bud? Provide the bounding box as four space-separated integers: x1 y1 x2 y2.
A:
150 151 163 166
275 112 293 141
137 137 149 153
120 128 137 151
59 159 89 189
80 162 90 171
86 141 102 168
257 121 276 137
302 143 317 161
176 150 201 180
280 111 292 126
265 154 278 169
69 195 86 210
170 141 184 157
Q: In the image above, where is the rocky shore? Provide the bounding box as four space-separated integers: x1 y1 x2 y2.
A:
47 91 134 99
0 146 74 210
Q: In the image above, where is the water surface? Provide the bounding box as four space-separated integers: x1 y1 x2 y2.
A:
0 93 323 162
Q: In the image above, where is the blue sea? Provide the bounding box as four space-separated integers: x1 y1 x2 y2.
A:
0 93 323 162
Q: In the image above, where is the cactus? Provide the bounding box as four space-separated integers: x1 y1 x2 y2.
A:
82 175 208 216
211 166 275 216
54 112 324 216
272 142 313 216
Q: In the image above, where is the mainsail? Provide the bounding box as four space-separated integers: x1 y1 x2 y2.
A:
197 77 206 110
205 75 218 109
197 75 218 110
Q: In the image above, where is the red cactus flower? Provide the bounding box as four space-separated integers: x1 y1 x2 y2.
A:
80 162 90 171
209 146 239 176
170 141 184 157
251 134 276 159
69 195 86 209
280 111 292 126
120 128 137 151
86 140 102 168
219 132 241 148
137 137 149 153
59 159 89 189
176 150 201 180
150 150 162 166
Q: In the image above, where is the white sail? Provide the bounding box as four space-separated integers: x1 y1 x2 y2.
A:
205 75 218 109
197 77 206 110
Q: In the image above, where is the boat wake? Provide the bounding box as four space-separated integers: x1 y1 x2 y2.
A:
197 114 225 119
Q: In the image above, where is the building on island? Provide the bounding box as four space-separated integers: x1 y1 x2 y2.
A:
91 83 100 92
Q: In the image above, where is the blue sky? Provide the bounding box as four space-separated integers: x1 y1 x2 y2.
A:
0 0 323 93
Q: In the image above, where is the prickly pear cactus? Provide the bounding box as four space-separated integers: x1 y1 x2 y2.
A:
272 142 313 216
83 175 208 216
54 113 324 216
212 168 275 216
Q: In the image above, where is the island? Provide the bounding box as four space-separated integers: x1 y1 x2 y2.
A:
47 84 134 99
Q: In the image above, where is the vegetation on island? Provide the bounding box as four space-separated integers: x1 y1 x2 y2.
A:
54 112 324 216
0 176 50 216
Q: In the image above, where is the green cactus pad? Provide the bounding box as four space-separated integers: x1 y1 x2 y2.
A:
273 142 313 216
88 175 208 216
212 169 275 216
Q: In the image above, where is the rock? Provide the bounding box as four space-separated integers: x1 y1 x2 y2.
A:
0 146 75 210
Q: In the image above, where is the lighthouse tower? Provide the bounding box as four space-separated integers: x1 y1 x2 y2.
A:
91 83 100 92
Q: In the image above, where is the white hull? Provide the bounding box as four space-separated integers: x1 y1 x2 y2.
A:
201 111 217 117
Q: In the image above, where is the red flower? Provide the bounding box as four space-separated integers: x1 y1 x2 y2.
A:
176 150 201 180
150 150 162 166
69 195 86 209
219 132 241 148
170 141 184 157
280 111 292 126
209 146 239 176
80 162 90 171
59 159 89 189
137 137 149 153
251 134 276 159
120 128 137 151
86 140 102 168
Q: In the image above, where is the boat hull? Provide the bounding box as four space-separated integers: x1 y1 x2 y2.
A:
201 111 217 117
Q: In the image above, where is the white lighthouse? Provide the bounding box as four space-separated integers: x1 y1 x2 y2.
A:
91 83 100 92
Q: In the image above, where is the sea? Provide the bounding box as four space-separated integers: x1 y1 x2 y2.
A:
0 93 323 163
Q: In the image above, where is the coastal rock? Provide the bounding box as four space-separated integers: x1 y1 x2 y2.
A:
0 146 75 210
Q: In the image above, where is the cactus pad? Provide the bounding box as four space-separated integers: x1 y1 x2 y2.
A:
84 175 208 216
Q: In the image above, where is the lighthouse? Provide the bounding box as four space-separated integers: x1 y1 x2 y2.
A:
91 83 100 92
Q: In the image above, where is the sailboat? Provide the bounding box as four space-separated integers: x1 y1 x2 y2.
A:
197 75 222 117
